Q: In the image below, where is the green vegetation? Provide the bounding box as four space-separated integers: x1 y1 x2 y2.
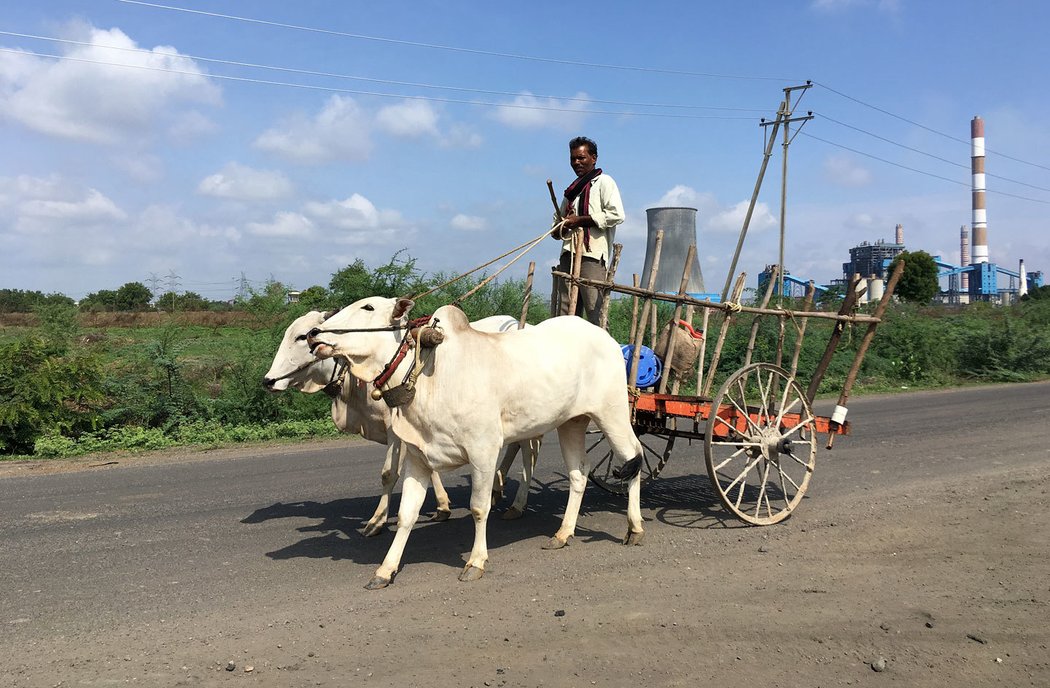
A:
889 250 940 304
2 252 1048 460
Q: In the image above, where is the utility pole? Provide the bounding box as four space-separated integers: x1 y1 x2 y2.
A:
165 269 181 312
766 83 813 303
721 83 813 303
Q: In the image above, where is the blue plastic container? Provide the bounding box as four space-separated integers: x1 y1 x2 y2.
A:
621 344 662 388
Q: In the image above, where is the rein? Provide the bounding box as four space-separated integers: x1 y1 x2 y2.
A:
370 316 434 393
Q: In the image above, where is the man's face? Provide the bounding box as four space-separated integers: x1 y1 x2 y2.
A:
570 145 597 178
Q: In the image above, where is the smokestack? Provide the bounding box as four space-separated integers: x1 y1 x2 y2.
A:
960 225 970 291
971 116 989 263
1019 259 1028 297
895 224 903 245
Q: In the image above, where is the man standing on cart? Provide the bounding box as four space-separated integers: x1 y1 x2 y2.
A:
551 136 624 325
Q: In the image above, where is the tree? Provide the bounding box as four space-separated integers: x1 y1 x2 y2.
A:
889 250 939 304
328 251 427 306
114 282 153 311
79 289 118 312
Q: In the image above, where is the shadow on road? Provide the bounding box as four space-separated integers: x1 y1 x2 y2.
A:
241 468 754 574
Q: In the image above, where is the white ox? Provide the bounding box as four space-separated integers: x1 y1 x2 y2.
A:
262 311 539 536
308 297 645 589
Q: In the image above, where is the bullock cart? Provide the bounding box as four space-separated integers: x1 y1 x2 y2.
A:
552 233 904 526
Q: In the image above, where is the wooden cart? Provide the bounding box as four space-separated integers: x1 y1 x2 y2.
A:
553 233 904 526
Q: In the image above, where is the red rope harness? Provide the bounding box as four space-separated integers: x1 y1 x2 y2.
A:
371 315 432 390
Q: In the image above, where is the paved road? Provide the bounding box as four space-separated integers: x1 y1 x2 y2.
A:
1 381 1047 649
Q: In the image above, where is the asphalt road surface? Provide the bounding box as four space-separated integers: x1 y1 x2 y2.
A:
2 381 1048 687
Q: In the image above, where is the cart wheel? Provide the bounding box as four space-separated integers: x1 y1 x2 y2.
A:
704 363 816 525
587 414 676 495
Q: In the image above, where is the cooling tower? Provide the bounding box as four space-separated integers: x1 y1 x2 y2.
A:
640 207 706 294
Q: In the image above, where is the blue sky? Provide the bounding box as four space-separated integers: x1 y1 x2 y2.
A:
1 0 1047 301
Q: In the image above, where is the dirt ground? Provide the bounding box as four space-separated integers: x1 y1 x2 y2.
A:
3 440 1047 688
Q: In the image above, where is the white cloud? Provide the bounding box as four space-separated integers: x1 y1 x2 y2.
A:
2 176 127 234
450 214 486 231
255 95 373 164
648 185 774 235
707 200 777 234
823 154 874 187
375 99 439 138
492 91 589 130
0 25 220 144
305 194 405 230
111 154 164 183
198 163 293 201
246 211 315 238
439 123 483 149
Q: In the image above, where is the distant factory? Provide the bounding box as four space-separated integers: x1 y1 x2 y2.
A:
760 115 1044 304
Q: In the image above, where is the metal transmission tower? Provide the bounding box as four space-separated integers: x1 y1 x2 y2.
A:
721 83 813 303
146 272 162 305
165 269 181 312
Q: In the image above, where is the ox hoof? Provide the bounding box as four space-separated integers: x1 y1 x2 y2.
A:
459 565 484 582
501 506 524 521
623 530 645 546
430 508 452 523
364 575 392 590
361 521 388 537
541 535 570 550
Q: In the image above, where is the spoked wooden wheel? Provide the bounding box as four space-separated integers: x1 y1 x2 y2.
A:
704 363 816 525
587 412 676 495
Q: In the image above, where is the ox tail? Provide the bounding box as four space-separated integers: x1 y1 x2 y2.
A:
612 454 643 481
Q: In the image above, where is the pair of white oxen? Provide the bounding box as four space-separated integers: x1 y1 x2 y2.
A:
263 296 645 589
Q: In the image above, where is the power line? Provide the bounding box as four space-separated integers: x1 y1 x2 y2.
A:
814 81 1050 173
817 112 1050 193
0 30 771 115
0 47 759 121
801 131 1050 205
116 0 793 83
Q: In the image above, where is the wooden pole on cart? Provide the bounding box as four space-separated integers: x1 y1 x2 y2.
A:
695 307 710 396
628 231 663 396
805 273 863 404
743 264 780 368
701 272 747 397
598 243 622 331
825 261 904 448
518 261 535 329
628 274 640 343
658 244 696 394
787 282 816 378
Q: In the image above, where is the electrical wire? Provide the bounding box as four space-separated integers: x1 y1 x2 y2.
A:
801 131 1050 205
0 30 770 115
106 4 1050 177
115 0 794 83
817 112 1050 193
0 47 760 121
814 81 1050 173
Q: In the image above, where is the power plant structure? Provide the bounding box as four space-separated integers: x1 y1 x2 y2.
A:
639 207 713 298
776 115 1043 305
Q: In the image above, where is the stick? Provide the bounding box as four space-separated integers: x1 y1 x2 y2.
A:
598 244 622 330
629 231 663 395
658 244 696 394
519 261 535 329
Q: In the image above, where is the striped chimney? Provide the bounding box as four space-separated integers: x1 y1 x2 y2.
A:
960 225 970 291
971 116 989 263
895 223 903 245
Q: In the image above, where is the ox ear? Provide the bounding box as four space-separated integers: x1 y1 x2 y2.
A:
322 306 342 320
392 298 415 320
